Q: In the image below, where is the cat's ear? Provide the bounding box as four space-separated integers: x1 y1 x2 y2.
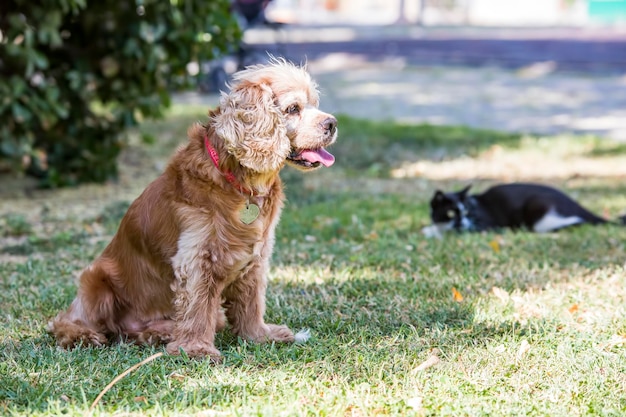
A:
459 184 472 198
433 190 445 201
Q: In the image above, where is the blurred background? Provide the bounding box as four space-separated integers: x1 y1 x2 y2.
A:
266 0 626 26
187 0 626 143
233 0 626 73
2 0 626 188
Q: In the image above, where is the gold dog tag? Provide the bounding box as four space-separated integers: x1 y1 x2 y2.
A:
240 203 260 224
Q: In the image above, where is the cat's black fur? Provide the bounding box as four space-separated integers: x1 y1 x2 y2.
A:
427 182 624 234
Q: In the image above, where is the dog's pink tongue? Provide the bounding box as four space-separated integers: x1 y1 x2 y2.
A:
301 148 335 167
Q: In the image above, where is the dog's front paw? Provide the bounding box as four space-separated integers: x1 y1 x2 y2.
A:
249 324 296 343
166 340 222 362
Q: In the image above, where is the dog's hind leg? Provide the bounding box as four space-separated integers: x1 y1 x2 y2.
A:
47 302 108 348
47 260 118 348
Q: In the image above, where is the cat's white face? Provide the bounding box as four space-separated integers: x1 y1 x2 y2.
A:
428 188 473 234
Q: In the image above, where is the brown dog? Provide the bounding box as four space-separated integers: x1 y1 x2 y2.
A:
47 59 337 361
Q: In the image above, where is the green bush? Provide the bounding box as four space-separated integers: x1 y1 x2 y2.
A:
0 0 240 186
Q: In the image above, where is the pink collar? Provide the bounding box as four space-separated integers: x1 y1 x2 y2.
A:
204 135 258 197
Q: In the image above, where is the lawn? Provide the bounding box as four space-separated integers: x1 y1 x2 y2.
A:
1 106 626 416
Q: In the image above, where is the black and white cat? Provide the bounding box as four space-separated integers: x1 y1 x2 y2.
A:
423 182 624 237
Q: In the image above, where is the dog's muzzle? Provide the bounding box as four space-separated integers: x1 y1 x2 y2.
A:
286 117 337 169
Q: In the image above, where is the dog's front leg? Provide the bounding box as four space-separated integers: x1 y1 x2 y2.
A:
223 260 296 344
166 250 224 361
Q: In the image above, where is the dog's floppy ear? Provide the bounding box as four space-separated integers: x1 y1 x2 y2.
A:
213 82 291 173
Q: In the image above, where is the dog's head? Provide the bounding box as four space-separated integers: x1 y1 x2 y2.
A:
213 58 337 173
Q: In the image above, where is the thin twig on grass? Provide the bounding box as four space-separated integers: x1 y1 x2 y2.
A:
86 351 164 415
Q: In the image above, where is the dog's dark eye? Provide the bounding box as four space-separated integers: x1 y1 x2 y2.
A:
286 104 300 115
446 209 456 219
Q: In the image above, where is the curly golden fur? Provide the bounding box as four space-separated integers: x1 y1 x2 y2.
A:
47 59 338 361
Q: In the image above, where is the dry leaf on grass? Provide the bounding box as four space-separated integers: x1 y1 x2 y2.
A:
406 395 424 411
491 286 510 303
168 371 186 382
413 348 441 372
516 340 531 362
494 344 506 354
597 334 626 352
344 404 365 417
452 287 464 302
488 239 501 253
194 410 231 417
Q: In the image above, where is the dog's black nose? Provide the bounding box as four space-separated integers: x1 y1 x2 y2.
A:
322 117 337 136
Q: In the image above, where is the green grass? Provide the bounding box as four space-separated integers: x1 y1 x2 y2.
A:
2 106 626 416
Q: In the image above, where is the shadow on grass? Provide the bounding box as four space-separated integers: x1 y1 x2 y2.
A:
1 231 90 256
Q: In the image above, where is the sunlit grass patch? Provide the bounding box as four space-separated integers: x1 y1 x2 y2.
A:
393 134 626 182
